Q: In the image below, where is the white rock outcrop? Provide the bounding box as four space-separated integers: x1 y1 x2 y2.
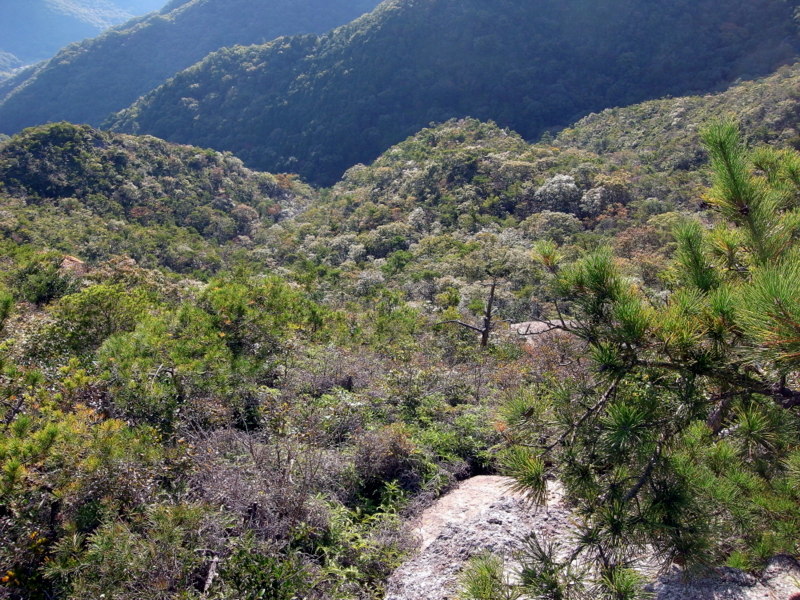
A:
385 476 800 600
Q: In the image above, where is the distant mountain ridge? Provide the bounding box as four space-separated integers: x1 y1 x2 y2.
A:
106 0 800 186
0 0 381 134
0 0 165 64
555 63 800 174
0 52 24 80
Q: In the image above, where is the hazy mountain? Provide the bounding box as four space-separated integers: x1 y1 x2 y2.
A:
0 0 380 134
0 52 24 81
106 0 799 186
0 0 165 65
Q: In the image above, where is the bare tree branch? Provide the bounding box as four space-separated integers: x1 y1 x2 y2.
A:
436 320 483 333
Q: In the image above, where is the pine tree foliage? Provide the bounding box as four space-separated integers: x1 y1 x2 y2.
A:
502 123 800 598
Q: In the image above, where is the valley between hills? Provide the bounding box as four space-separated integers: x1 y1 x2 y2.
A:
0 1 799 599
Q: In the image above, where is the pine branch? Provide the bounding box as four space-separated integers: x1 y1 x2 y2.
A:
636 358 800 409
545 376 622 452
622 440 664 504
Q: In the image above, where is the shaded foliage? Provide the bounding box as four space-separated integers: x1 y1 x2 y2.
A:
109 0 798 184
0 0 380 132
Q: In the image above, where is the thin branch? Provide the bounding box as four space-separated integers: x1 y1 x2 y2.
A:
202 554 219 594
622 440 664 504
637 359 800 409
517 321 563 336
436 320 484 333
555 300 568 330
545 376 622 452
1 396 24 430
765 381 800 409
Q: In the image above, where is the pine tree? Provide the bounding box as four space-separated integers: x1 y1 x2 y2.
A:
501 122 800 599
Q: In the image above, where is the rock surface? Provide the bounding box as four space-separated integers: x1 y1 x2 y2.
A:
384 476 574 600
384 476 800 600
651 555 800 600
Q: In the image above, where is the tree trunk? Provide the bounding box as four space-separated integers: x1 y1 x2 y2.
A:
480 279 497 348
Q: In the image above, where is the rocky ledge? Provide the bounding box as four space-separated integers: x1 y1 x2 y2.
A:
384 476 800 600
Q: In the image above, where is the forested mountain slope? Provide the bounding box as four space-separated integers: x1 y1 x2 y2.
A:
235 65 800 324
107 0 800 185
0 0 379 134
0 122 312 274
311 63 800 243
0 120 507 600
556 63 800 172
1 55 800 600
0 0 165 65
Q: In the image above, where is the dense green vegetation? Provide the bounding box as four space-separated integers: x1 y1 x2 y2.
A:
0 0 164 65
1 57 800 599
108 0 799 185
556 63 800 174
0 121 517 600
0 0 380 134
460 121 800 600
0 122 317 275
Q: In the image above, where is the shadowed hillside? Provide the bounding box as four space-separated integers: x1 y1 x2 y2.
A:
0 0 165 64
0 0 379 133
107 0 799 185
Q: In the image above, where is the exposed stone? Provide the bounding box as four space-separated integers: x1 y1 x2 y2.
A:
59 255 87 276
384 476 800 600
384 477 574 600
649 556 800 600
